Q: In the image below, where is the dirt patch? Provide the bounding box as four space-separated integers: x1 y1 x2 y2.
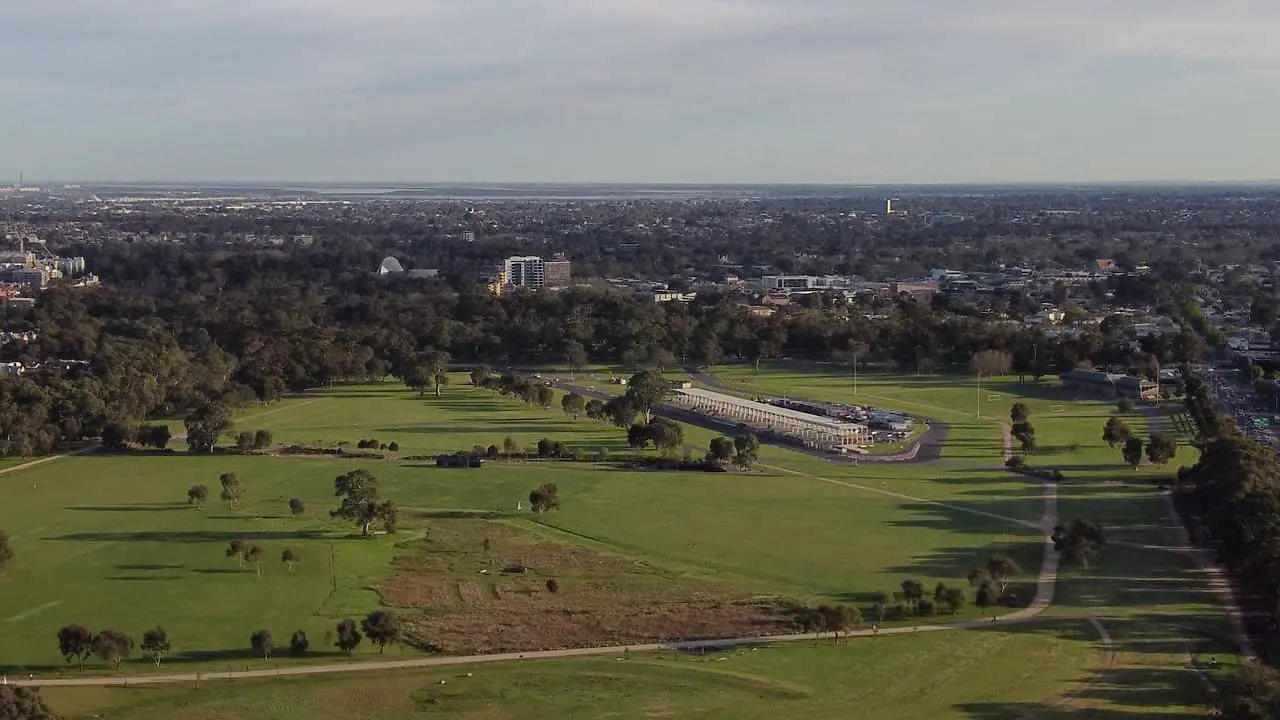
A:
378 519 804 654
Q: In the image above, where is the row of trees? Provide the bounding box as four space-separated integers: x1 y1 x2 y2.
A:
56 624 170 670
869 556 1022 623
0 225 1228 463
53 610 403 671
1177 373 1280 664
101 422 173 451
627 418 685 453
707 433 760 469
1102 415 1178 468
1171 372 1280 713
225 541 300 576
250 611 401 661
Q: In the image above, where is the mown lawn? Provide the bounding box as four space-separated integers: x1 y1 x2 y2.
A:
0 381 1043 676
2 367 1235 719
44 622 1105 720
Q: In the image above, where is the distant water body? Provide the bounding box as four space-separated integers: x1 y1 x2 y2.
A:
76 181 1280 202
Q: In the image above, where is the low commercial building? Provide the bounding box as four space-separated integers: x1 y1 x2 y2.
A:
672 387 868 450
1060 368 1157 400
544 259 572 288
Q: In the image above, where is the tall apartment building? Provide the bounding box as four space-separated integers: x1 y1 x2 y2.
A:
501 255 572 289
504 256 545 288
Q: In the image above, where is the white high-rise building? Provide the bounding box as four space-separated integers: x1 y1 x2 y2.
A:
504 256 545 288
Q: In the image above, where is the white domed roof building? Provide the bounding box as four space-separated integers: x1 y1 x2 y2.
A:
378 257 405 275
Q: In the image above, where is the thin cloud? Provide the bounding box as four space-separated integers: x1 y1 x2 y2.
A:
1 0 1277 182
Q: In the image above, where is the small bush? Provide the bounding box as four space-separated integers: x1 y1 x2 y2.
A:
388 441 400 452
289 630 309 656
545 578 560 593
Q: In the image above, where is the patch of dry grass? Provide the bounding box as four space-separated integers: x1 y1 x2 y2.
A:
379 518 800 653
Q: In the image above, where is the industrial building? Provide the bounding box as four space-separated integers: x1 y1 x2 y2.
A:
673 387 868 451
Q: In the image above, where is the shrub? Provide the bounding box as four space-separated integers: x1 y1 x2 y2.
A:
546 578 560 593
1005 455 1025 468
252 429 273 449
388 441 400 452
289 630 309 656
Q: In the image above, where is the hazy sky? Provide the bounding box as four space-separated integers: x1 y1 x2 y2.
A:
2 0 1278 183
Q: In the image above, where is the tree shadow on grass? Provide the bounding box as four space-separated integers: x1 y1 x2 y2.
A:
299 392 396 399
376 424 574 435
105 575 184 581
116 563 185 570
0 649 355 676
49 530 327 543
957 702 1202 719
64 503 189 512
413 510 506 520
191 568 249 575
881 542 1044 592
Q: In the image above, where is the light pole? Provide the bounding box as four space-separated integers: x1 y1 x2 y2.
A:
976 371 982 419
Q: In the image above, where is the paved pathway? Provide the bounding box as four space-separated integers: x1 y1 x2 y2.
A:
0 444 96 478
1137 404 1257 661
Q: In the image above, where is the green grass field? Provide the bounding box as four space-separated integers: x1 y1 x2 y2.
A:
0 365 1239 718
42 623 1106 720
709 364 1200 472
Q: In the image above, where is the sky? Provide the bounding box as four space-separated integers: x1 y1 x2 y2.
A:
1 0 1278 184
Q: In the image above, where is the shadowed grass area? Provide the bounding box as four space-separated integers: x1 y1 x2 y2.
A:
44 623 1104 720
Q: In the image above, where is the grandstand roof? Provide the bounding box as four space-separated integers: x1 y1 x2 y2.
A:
675 387 866 432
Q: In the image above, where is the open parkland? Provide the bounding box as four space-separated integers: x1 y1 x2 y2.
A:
0 362 1246 719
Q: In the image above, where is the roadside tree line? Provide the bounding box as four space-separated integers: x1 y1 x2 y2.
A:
50 609 404 672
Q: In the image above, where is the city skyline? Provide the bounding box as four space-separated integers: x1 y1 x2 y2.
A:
2 1 1278 184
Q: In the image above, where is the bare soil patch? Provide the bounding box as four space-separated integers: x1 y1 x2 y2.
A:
378 519 803 654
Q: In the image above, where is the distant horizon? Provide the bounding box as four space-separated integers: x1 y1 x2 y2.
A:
13 178 1280 189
